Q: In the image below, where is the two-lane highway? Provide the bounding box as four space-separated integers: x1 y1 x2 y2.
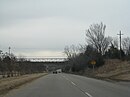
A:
2 73 130 97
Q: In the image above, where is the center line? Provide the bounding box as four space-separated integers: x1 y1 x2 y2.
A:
71 81 76 86
85 92 93 97
62 75 93 97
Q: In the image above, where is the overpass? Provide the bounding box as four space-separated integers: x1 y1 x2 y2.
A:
16 56 68 71
24 56 67 62
23 57 67 71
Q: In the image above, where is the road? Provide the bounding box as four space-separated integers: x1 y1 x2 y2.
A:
2 73 130 97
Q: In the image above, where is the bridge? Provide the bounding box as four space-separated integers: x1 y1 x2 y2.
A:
23 56 68 71
24 56 67 62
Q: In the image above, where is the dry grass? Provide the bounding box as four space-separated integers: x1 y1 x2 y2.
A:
0 73 47 95
94 59 130 81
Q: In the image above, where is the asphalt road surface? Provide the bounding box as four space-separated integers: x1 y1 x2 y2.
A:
2 73 130 97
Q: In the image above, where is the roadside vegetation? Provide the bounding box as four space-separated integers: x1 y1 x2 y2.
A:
0 52 46 78
94 59 130 81
0 52 47 95
64 22 130 80
0 73 47 95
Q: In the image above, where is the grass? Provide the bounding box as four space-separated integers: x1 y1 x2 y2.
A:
0 73 47 95
93 59 130 81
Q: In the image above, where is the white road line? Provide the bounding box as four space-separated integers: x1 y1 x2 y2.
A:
62 75 69 81
62 75 93 97
71 81 76 86
85 92 93 97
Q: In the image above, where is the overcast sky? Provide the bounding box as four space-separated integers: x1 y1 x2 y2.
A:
0 0 130 57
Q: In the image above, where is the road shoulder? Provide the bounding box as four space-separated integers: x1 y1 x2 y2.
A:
0 73 47 95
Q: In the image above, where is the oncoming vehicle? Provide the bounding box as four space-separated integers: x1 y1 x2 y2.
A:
53 71 57 74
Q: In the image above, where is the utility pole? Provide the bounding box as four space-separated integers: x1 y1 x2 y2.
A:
9 47 11 56
117 31 123 59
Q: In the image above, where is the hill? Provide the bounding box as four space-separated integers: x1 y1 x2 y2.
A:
85 59 130 81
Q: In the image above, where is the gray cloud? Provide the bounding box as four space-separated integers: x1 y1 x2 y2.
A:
0 0 130 56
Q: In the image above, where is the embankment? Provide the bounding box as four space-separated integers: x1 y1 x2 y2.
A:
0 73 47 95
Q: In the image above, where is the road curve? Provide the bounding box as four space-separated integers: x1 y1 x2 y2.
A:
2 73 130 97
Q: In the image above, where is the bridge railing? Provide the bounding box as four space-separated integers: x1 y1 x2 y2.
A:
24 57 67 62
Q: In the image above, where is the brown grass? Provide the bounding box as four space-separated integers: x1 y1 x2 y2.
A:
94 59 130 81
0 73 47 95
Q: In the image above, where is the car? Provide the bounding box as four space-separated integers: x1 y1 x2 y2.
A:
58 71 61 73
53 71 57 74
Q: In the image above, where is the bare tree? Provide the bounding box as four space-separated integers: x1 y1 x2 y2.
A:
111 37 118 48
64 45 79 59
86 22 112 55
64 46 72 59
78 44 87 54
122 37 130 55
0 50 2 61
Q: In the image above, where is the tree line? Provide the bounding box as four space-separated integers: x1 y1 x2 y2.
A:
0 51 46 78
64 22 130 73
